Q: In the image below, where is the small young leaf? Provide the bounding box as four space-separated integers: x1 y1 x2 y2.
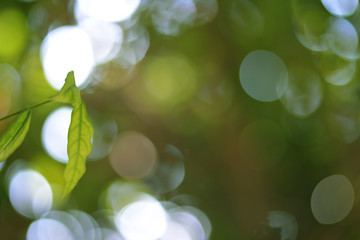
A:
51 71 81 106
63 101 93 197
0 109 31 162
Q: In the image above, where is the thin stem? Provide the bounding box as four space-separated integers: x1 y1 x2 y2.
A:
29 99 52 110
0 99 52 122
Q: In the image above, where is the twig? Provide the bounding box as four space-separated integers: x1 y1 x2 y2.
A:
0 99 52 122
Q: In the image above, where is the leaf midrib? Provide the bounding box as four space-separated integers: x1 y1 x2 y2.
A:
69 104 83 186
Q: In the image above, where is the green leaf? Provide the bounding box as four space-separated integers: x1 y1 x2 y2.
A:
51 71 93 196
63 100 93 197
51 71 81 106
0 109 31 162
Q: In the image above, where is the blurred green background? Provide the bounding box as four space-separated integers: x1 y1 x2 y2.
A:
1 0 360 239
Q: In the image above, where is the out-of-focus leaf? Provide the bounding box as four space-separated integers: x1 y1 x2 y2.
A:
63 100 93 197
51 71 81 106
0 109 31 162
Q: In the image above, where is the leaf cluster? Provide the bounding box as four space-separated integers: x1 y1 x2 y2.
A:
0 71 93 197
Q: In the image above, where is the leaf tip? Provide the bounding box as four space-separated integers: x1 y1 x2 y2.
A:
62 185 73 198
62 174 83 199
51 71 81 105
63 158 87 197
65 71 76 84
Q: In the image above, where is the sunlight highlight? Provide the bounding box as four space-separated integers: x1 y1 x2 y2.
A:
115 196 167 240
326 18 358 60
69 210 101 240
41 26 94 90
161 221 192 240
321 0 358 17
9 169 52 219
79 18 123 64
42 211 85 239
27 218 73 240
104 181 149 212
75 0 141 23
41 107 72 163
167 206 211 240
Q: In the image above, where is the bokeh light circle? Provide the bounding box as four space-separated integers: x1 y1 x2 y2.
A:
41 26 94 90
239 50 288 102
42 211 85 239
281 66 323 117
326 18 359 60
143 55 197 104
150 0 197 36
9 169 52 219
100 228 123 240
321 0 358 17
115 196 167 240
194 0 218 25
311 175 354 224
114 25 150 67
79 18 123 64
293 9 329 52
88 118 118 160
316 53 356 86
144 145 185 194
330 103 360 143
69 210 101 240
41 107 72 163
103 180 149 213
27 218 73 240
75 0 141 23
167 206 211 240
0 8 28 59
161 221 192 240
109 131 157 179
230 0 264 42
122 53 198 114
